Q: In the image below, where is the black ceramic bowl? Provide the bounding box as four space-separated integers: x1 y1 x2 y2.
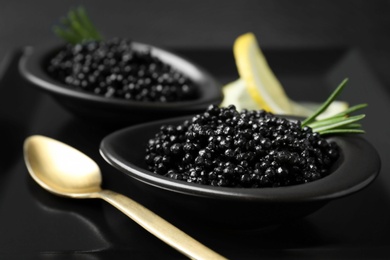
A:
100 116 381 229
18 42 223 125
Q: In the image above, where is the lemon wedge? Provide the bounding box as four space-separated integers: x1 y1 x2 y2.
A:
221 78 258 110
222 32 348 118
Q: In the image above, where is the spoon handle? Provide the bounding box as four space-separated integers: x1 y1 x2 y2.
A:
97 189 227 260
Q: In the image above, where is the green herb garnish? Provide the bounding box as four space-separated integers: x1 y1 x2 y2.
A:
302 78 367 135
53 6 102 44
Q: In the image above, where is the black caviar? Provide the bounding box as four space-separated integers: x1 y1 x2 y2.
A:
47 38 198 102
145 105 340 188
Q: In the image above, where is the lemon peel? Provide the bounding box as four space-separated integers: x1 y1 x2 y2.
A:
222 32 349 118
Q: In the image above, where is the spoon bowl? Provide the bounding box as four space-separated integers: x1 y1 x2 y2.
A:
24 136 102 197
23 135 226 260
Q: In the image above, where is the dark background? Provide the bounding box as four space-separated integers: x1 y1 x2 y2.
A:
1 0 390 87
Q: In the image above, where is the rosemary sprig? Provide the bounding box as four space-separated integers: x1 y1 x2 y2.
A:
301 78 348 127
309 114 365 133
315 128 365 135
302 78 367 135
53 6 102 44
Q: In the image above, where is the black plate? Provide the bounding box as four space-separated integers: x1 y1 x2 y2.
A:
2 48 390 259
100 115 380 227
18 41 223 125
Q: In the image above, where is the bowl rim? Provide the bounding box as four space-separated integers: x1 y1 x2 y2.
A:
100 115 381 203
18 41 223 110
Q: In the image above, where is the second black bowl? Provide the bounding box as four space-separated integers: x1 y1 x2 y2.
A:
19 42 223 126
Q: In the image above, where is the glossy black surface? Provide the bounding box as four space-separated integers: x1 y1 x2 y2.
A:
18 42 223 125
1 48 390 259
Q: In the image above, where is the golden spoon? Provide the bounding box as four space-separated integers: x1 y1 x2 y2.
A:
23 135 226 260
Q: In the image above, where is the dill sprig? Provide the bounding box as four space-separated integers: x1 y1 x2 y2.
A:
302 78 367 135
53 6 102 44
